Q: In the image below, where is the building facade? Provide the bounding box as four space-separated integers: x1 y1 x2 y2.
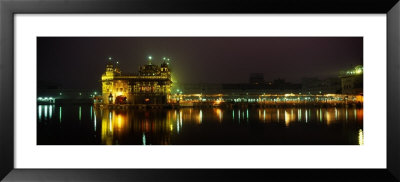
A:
340 65 363 95
101 59 172 105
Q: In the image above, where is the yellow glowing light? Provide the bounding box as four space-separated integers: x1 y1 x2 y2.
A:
358 129 364 145
284 110 290 126
326 111 332 125
116 114 124 129
198 110 203 124
215 108 223 122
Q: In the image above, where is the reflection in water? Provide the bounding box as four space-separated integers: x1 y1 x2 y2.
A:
263 110 266 122
59 106 62 123
44 105 48 119
49 105 53 119
277 109 280 121
359 129 364 145
38 105 42 120
285 110 290 126
199 110 203 124
93 109 96 131
319 108 322 122
238 110 240 122
216 108 223 122
177 110 180 133
79 106 82 121
305 109 308 123
246 109 249 122
37 105 363 145
335 108 338 120
142 133 146 145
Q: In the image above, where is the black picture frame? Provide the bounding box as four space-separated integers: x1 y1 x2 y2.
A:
1 0 400 181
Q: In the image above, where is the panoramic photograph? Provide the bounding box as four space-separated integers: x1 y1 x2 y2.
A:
37 37 363 145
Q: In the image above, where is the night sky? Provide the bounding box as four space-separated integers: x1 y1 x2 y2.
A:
37 37 362 89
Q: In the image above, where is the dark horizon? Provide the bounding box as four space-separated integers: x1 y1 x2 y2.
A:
37 37 363 89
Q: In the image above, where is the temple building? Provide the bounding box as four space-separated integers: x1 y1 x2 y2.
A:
101 57 172 104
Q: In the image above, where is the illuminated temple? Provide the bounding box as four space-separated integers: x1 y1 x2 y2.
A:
101 57 172 105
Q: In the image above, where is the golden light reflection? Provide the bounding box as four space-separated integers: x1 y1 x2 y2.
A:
284 110 290 126
116 114 124 130
319 108 322 122
180 110 183 127
357 109 363 123
291 109 294 121
215 108 223 122
198 110 203 124
326 110 332 125
100 110 131 144
277 109 280 121
263 110 266 122
101 111 114 145
335 108 338 120
358 129 364 145
93 107 363 145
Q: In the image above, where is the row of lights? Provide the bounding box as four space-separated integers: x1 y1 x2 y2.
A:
38 97 54 101
39 92 99 100
148 56 171 65
109 56 172 66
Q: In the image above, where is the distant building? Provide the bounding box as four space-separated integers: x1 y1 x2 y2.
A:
339 65 363 95
37 81 98 104
37 89 98 104
301 77 341 94
179 78 301 96
101 57 172 104
179 83 222 95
